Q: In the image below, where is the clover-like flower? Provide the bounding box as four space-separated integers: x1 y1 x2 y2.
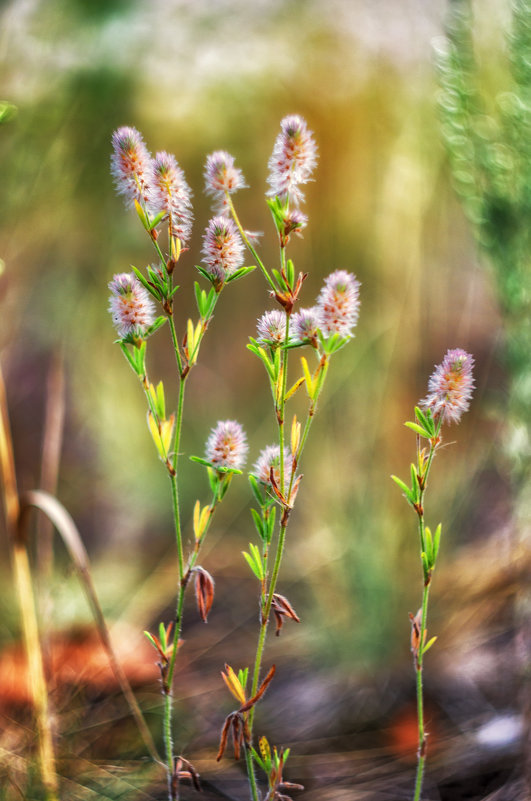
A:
256 310 287 346
110 126 153 208
420 349 475 425
267 115 318 205
316 270 360 338
253 445 293 486
291 307 321 343
204 150 246 211
201 216 245 287
205 420 248 470
149 151 193 245
108 272 155 339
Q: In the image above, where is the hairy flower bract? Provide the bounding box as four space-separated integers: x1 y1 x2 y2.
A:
111 126 153 208
267 115 318 205
256 310 287 346
206 420 248 470
317 270 360 338
108 272 155 339
201 216 245 287
150 151 193 245
421 348 475 425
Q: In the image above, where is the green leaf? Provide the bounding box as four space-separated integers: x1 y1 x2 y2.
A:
422 636 437 656
286 258 295 287
272 268 287 292
238 667 249 693
149 210 166 230
0 101 17 124
156 381 166 418
190 456 212 467
250 747 266 772
249 474 265 506
145 316 167 338
405 421 431 438
424 526 434 566
247 341 276 380
131 265 162 301
225 265 256 283
195 264 216 286
391 474 416 506
143 630 158 650
410 464 420 501
433 523 442 561
414 406 435 436
158 621 167 648
251 508 265 540
243 548 264 581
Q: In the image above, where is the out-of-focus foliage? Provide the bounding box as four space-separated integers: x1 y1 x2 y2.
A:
436 0 531 489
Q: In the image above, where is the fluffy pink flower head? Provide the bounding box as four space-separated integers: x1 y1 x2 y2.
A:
149 151 193 245
253 445 293 486
108 272 155 339
267 115 318 205
201 216 244 287
205 420 248 470
204 151 246 211
317 270 360 338
256 310 287 346
111 126 153 208
291 307 321 343
421 349 475 425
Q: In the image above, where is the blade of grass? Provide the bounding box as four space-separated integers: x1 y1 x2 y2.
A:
19 488 162 766
0 364 59 800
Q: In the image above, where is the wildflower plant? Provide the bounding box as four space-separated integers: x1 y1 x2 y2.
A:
108 125 253 799
108 115 360 801
392 348 474 801
210 114 361 801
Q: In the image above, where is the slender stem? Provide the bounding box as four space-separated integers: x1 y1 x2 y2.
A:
225 193 277 293
413 580 431 801
411 417 442 801
167 314 184 378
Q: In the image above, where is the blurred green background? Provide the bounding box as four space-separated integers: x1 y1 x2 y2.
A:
0 0 523 798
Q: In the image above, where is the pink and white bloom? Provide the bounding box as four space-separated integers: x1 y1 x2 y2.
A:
204 150 246 211
201 216 245 287
110 126 153 208
267 115 318 205
149 151 193 245
291 307 321 343
256 310 287 345
205 420 248 470
108 272 155 338
316 270 360 338
253 445 293 486
421 349 475 425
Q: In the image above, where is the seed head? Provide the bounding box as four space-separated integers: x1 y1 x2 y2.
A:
267 114 318 205
291 307 321 343
149 151 193 245
110 126 153 208
253 445 293 486
256 310 287 346
316 270 360 338
421 348 475 425
205 420 248 470
108 272 155 339
201 216 245 287
204 150 246 211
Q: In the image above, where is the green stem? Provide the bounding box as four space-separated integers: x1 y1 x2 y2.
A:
413 580 431 801
411 416 442 801
225 193 277 293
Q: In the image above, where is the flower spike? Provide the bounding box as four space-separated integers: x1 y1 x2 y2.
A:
111 126 153 208
420 348 475 425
